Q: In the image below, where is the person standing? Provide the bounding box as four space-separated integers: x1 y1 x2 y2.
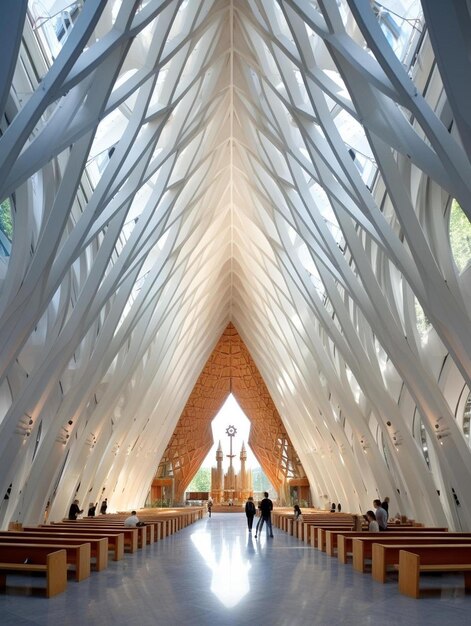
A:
254 501 262 535
255 492 273 538
207 498 213 518
381 496 389 514
87 502 97 517
373 499 388 530
245 496 256 531
100 498 108 514
68 499 83 520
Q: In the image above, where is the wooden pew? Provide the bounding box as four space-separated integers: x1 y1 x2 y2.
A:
320 522 411 548
72 520 152 547
53 522 138 553
1 531 108 572
131 507 205 534
273 511 334 535
294 515 320 539
373 542 471 586
301 518 354 543
316 524 356 550
272 510 300 532
352 534 471 573
0 541 90 582
99 515 172 541
398 546 471 598
294 514 354 540
153 515 177 536
0 546 67 597
85 515 157 540
336 529 449 564
325 527 448 558
26 526 124 561
308 524 355 549
136 519 164 541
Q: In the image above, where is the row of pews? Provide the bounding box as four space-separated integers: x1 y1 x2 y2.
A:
0 507 204 597
272 509 471 598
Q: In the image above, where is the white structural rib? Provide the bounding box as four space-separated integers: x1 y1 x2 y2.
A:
0 0 470 530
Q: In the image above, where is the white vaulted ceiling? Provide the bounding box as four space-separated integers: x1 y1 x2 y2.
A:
0 1 471 529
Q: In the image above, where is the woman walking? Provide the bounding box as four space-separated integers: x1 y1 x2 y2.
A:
245 496 256 531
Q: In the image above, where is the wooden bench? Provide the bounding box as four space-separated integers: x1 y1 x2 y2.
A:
326 527 448 558
53 522 138 553
136 519 164 541
1 532 108 572
336 529 449 564
278 515 353 538
273 511 337 535
28 526 124 561
294 515 331 539
110 522 154 546
296 514 354 541
96 515 174 541
0 541 90 582
152 516 177 536
310 524 355 549
77 516 156 544
398 546 471 598
72 520 153 547
372 542 471 586
0 547 67 597
303 520 354 542
353 534 471 573
316 524 357 550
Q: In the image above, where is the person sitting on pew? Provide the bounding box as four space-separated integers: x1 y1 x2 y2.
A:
373 499 388 530
124 511 140 527
68 499 83 520
124 511 146 527
365 510 379 532
330 502 336 513
293 504 303 521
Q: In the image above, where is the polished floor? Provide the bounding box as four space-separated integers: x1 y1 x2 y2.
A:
1 513 471 625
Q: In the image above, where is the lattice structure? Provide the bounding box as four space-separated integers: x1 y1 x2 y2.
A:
157 323 304 502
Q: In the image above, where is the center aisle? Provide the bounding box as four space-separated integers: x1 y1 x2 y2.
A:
2 512 471 625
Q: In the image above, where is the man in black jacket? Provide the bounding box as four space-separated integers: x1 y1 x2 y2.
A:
68 499 83 520
255 492 274 538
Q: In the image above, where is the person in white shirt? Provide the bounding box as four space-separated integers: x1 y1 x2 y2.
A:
365 510 379 532
373 499 388 530
124 511 140 527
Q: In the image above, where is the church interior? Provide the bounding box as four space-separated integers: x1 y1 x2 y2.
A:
1 1 471 623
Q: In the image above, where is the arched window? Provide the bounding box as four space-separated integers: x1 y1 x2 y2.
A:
463 392 471 443
0 197 12 256
415 298 431 339
449 200 471 273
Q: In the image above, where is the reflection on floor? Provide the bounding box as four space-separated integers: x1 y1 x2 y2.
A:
1 513 471 625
